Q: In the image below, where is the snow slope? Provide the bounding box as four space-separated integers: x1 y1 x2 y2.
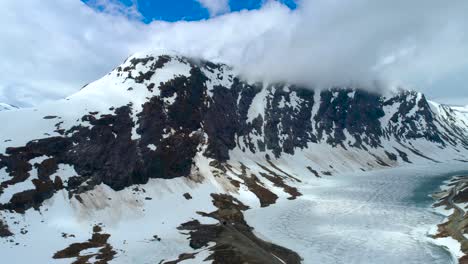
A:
0 51 467 263
0 103 17 112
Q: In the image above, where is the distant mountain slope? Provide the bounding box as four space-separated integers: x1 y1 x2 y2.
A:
0 51 467 263
0 103 18 112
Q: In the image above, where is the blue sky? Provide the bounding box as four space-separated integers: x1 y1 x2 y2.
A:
82 0 297 22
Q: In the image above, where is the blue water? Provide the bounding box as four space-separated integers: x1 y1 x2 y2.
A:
408 170 468 206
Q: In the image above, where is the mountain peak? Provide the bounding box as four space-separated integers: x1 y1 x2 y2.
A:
0 53 468 263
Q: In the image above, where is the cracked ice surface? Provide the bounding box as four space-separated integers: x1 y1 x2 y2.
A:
245 164 468 264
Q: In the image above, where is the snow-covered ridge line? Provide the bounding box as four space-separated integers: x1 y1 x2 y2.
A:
0 50 467 204
0 103 18 112
0 51 467 263
0 50 467 201
430 174 468 263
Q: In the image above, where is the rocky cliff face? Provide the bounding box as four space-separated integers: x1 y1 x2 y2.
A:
0 51 467 263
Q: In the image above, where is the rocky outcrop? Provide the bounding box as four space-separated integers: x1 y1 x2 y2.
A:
53 225 116 264
0 52 468 263
0 54 467 211
173 193 302 264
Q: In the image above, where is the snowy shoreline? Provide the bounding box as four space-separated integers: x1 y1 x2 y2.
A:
244 163 468 264
429 174 468 263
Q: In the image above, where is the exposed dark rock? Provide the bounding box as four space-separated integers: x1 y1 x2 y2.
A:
259 172 301 200
2 178 56 213
307 166 321 177
147 83 155 92
263 85 316 157
177 193 302 264
232 165 278 208
315 89 384 148
203 85 241 161
54 176 64 190
36 158 59 180
0 219 13 237
183 193 192 200
394 147 412 163
384 151 398 161
123 55 171 85
0 53 467 217
53 225 116 264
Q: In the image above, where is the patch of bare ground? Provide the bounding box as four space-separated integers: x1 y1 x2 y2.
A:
209 160 227 177
0 176 63 214
172 193 302 264
460 255 468 264
53 225 116 264
264 157 302 183
256 162 302 200
259 172 301 200
306 166 321 177
225 163 278 207
432 177 468 263
0 219 13 237
241 173 278 207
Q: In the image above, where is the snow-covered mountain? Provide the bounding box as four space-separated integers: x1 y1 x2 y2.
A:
0 103 18 112
1 51 468 263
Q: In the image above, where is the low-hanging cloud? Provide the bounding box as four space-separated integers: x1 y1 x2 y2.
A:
85 0 143 20
1 0 468 106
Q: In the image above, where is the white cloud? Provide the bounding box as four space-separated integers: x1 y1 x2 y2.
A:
1 0 468 106
195 0 230 16
144 0 468 101
85 0 142 20
0 0 149 106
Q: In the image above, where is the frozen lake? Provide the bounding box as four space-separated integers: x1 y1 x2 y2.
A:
245 164 468 264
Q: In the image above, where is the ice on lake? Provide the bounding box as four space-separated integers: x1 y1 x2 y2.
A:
245 163 468 264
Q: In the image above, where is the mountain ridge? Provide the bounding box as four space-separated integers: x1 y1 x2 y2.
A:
0 51 468 263
0 103 18 112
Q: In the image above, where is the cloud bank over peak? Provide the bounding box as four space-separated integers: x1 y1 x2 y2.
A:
129 0 468 96
1 0 468 106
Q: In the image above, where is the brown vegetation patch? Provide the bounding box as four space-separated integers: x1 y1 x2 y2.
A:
255 162 302 199
1 178 60 213
176 193 302 264
0 219 13 237
460 255 468 264
225 164 278 207
53 225 116 264
264 159 301 183
432 177 468 262
241 173 278 207
259 172 301 200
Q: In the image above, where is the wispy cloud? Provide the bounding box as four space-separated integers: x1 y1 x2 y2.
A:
85 0 142 20
195 0 230 16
